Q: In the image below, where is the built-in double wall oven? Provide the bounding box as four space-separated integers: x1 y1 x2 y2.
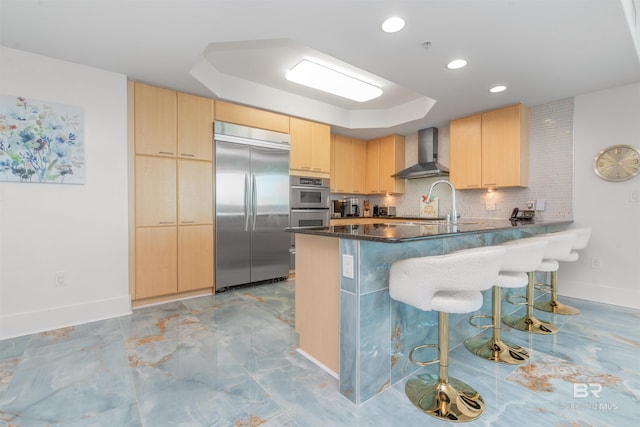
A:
289 176 331 269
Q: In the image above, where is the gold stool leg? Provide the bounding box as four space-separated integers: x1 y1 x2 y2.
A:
406 312 485 422
465 286 529 364
503 272 558 334
534 271 580 315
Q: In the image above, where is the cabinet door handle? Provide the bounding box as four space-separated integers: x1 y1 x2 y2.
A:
159 221 174 224
157 151 174 155
179 153 195 157
181 220 195 224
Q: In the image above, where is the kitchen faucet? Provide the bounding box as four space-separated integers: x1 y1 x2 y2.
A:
427 180 458 225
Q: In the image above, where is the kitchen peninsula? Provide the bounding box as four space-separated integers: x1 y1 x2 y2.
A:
289 218 571 405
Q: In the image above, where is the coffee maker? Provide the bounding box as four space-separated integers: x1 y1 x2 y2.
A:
345 198 359 216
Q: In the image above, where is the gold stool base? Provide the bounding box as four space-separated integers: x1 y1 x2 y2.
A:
502 314 558 335
534 300 580 315
464 335 529 364
405 374 485 422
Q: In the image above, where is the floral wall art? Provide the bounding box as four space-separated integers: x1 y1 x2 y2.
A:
0 95 85 184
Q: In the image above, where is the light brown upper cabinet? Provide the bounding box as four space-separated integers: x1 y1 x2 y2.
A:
290 117 331 177
331 134 367 194
449 114 482 189
214 100 289 133
177 92 214 161
450 103 529 189
351 138 367 193
134 83 214 160
366 135 405 194
134 82 177 157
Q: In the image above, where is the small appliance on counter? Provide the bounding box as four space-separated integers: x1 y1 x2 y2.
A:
345 197 360 217
509 207 535 223
363 200 371 217
332 200 345 218
377 206 388 216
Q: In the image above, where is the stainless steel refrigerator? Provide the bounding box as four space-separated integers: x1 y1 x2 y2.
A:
214 122 290 291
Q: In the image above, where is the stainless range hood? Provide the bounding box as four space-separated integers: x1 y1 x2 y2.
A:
392 127 449 179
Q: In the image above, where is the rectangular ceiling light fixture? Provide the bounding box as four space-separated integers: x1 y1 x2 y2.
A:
285 60 382 102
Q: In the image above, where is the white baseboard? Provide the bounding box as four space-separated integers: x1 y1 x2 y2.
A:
296 348 339 380
560 281 640 310
0 295 132 340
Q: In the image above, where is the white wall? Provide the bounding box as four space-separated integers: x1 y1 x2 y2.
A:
564 82 640 309
0 47 131 339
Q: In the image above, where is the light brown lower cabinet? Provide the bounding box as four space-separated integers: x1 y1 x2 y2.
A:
294 234 340 374
135 227 178 299
134 225 214 299
178 225 214 292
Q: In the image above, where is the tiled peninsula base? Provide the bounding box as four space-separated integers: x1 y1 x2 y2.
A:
337 225 567 405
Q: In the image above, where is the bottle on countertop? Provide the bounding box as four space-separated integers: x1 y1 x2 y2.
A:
363 200 371 217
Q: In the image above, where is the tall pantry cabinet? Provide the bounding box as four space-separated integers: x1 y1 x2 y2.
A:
129 82 214 302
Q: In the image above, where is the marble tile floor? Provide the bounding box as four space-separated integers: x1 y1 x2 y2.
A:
0 279 638 426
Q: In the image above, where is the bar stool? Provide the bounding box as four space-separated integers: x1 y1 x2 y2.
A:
464 238 548 364
503 232 576 335
389 246 505 422
534 228 592 315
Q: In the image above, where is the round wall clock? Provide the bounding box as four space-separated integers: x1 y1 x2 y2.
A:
593 144 640 181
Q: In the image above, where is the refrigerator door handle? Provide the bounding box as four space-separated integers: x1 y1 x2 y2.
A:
244 173 250 232
252 173 258 231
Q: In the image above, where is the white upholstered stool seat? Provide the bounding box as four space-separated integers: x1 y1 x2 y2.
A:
389 245 505 422
534 227 592 315
503 232 575 334
432 290 483 313
536 259 560 272
465 238 547 364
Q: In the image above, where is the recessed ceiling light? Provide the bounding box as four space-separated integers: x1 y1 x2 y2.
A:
489 85 507 93
381 17 405 33
446 59 467 70
285 60 383 102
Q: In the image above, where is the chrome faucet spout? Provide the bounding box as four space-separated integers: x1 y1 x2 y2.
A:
426 180 458 224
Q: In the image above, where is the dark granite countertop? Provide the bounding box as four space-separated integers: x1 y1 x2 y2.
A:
330 215 442 221
287 218 572 243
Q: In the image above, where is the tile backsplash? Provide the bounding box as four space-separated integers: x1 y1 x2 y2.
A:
353 98 574 220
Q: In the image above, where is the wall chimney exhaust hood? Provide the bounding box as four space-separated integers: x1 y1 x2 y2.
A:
392 127 449 179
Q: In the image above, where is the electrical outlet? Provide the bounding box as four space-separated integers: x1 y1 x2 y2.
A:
342 254 354 279
55 271 67 286
591 257 602 270
527 201 534 209
630 189 640 203
485 202 496 211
